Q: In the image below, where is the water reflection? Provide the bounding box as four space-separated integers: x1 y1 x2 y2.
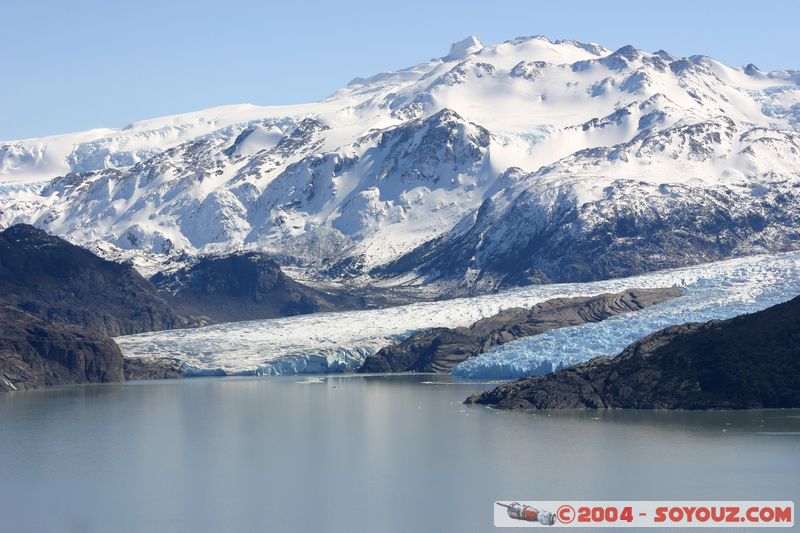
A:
1 375 798 533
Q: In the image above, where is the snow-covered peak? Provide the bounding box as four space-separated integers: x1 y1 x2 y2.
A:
445 35 484 60
472 35 610 67
2 34 800 286
0 103 317 183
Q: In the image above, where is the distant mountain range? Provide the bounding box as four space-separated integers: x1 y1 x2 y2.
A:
2 35 799 292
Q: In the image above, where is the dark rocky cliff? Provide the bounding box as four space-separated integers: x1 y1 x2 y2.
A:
0 306 123 392
0 224 182 336
0 224 186 391
150 252 368 323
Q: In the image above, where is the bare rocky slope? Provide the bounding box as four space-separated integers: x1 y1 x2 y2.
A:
0 306 124 392
150 252 376 324
0 224 182 336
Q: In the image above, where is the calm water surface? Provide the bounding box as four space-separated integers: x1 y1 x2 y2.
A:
1 375 798 533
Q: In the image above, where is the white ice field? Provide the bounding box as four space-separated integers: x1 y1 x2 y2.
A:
117 250 800 378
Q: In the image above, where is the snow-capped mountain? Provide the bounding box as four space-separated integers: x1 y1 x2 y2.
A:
2 35 799 290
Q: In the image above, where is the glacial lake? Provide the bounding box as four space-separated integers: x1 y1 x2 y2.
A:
1 374 798 533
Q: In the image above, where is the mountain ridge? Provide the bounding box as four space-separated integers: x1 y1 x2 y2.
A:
2 35 799 290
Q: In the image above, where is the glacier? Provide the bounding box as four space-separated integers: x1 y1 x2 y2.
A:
117 250 800 377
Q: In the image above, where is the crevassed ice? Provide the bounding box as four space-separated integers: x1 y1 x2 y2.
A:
116 251 800 376
453 251 800 379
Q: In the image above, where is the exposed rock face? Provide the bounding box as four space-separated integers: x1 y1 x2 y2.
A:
466 295 800 409
0 224 182 336
0 306 123 392
150 252 368 323
359 288 682 373
123 358 185 381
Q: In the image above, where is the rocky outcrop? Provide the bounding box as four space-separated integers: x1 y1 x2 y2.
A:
123 357 185 381
150 252 369 323
359 288 682 373
466 295 800 409
0 224 183 336
0 306 123 392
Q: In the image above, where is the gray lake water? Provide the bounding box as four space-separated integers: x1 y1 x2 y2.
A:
1 375 798 533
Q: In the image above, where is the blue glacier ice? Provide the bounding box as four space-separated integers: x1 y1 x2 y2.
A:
118 250 800 377
452 251 800 379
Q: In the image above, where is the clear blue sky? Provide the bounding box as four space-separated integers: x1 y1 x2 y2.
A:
3 0 798 140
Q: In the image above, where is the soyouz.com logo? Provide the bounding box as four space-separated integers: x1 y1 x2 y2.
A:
494 501 794 528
